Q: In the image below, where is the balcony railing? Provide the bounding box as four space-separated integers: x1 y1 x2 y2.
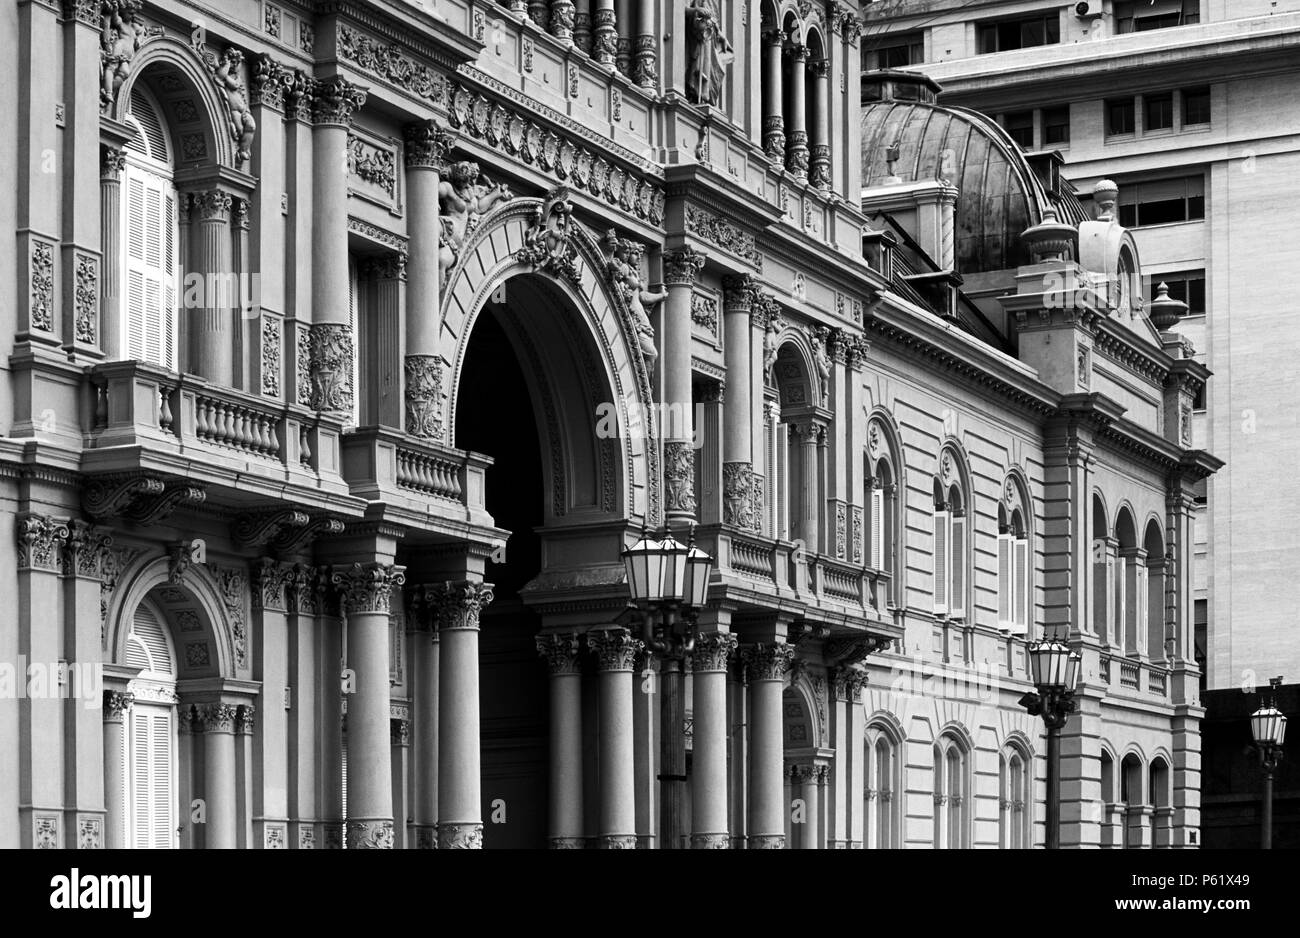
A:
340 426 491 517
1100 652 1170 699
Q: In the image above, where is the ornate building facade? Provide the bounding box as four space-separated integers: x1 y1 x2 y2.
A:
0 0 1214 849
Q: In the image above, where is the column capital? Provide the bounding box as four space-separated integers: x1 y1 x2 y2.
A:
287 563 323 617
404 119 457 170
743 642 796 681
691 632 737 673
311 75 367 126
250 53 293 111
432 581 495 632
103 691 134 723
536 632 583 674
252 558 294 612
831 665 869 701
391 718 410 747
101 145 127 181
587 627 644 672
16 513 69 572
62 520 114 579
191 189 233 222
662 247 706 286
792 763 816 784
236 704 256 736
194 702 238 734
721 274 755 314
332 562 407 615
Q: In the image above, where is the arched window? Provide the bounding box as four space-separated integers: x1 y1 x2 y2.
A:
998 481 1031 634
122 85 179 370
123 600 178 849
933 734 969 848
1120 752 1144 849
1092 494 1114 645
864 722 901 849
933 458 968 619
999 746 1032 848
865 418 900 604
1115 508 1144 657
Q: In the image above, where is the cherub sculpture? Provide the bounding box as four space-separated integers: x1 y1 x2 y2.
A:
438 161 512 284
604 231 664 363
517 189 579 281
216 48 256 164
101 0 150 110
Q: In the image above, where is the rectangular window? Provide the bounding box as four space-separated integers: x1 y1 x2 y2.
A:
1144 92 1174 132
1106 98 1136 136
1043 105 1070 146
1159 269 1207 315
1116 0 1200 33
977 13 1060 54
1183 85 1211 125
873 33 924 69
1119 176 1205 227
1004 111 1035 149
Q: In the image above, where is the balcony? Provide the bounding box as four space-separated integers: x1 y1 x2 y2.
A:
1100 652 1170 700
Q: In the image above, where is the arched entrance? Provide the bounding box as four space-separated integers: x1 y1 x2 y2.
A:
442 195 658 848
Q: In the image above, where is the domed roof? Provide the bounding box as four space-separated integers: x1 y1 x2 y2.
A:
861 71 1088 276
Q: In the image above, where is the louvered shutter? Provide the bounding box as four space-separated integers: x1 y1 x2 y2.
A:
871 485 885 569
341 734 349 849
933 510 949 613
348 256 360 427
149 709 175 848
997 533 1012 625
950 514 966 618
128 705 175 849
123 166 178 370
1013 538 1029 633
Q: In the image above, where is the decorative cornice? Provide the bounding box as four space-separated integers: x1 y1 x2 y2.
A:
685 205 763 270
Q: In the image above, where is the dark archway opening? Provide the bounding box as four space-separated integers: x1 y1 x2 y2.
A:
456 303 547 849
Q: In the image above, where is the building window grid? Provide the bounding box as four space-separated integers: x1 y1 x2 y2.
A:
976 12 1061 54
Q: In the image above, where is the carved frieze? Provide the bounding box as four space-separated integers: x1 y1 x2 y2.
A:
664 441 697 513
404 355 445 441
347 133 396 197
17 514 69 572
685 206 762 270
30 240 54 333
308 323 354 415
337 25 445 107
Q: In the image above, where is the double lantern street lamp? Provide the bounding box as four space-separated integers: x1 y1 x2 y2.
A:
622 523 714 849
1019 639 1083 850
1250 676 1287 849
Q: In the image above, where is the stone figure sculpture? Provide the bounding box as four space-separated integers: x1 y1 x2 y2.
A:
685 0 734 107
762 303 781 384
517 188 580 282
604 231 664 364
216 48 257 164
101 0 151 110
812 327 831 406
438 161 512 284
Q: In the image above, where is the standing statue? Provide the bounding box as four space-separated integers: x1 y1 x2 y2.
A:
101 0 151 110
685 0 734 107
604 231 664 364
811 327 831 407
215 49 257 164
762 303 781 385
438 161 512 284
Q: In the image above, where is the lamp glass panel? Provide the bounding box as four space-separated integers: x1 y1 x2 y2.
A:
660 534 687 602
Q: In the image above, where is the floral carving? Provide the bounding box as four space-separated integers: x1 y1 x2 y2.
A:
261 315 281 397
723 462 753 529
333 562 406 615
664 441 696 513
743 642 796 681
30 240 54 332
438 823 483 849
587 628 644 671
692 632 737 672
404 355 445 441
308 323 354 415
347 134 396 196
73 253 98 344
310 75 367 126
337 25 445 106
685 206 761 270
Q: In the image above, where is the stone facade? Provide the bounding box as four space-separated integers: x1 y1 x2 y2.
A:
0 0 1214 849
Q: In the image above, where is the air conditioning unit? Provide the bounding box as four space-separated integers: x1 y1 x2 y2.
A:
1074 1 1103 18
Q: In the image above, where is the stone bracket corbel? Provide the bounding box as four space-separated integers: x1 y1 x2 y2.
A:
270 514 346 555
232 507 310 550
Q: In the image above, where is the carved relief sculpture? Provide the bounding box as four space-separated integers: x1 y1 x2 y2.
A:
438 162 511 286
685 0 734 107
811 327 831 406
308 323 355 415
215 48 257 164
404 355 445 441
101 0 158 112
664 441 696 513
516 188 580 283
603 231 665 364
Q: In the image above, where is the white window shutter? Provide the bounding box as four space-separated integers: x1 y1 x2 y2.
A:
122 165 178 370
130 709 149 848
1013 538 1029 633
1136 563 1149 656
871 485 885 569
997 533 1012 625
950 514 966 618
149 709 174 848
933 510 949 614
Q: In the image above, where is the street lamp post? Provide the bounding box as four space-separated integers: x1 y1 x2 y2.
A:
1019 640 1082 850
621 522 713 849
1250 676 1287 850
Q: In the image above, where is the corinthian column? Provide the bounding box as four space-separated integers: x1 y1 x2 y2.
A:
435 581 495 848
593 0 617 65
537 633 584 848
588 627 643 848
403 121 455 442
761 30 785 162
785 43 808 178
691 632 737 848
102 691 133 849
743 642 795 848
550 0 575 43
191 189 235 385
633 0 657 87
809 58 831 189
662 248 706 526
333 562 407 849
722 276 755 530
309 77 367 416
196 702 239 849
100 147 126 358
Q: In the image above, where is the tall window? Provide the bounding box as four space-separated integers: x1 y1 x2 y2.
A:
864 724 900 849
122 86 179 370
998 486 1031 634
122 602 178 849
999 748 1031 848
933 467 967 619
933 735 969 848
